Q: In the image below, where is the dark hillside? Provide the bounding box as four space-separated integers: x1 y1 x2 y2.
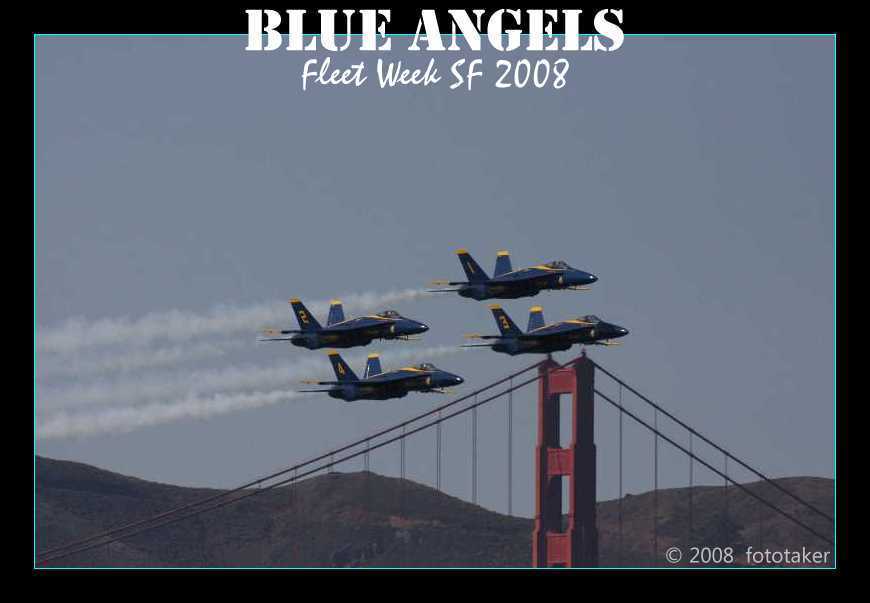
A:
36 456 834 567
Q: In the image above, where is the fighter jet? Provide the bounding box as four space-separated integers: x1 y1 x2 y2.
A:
258 298 429 350
298 351 465 401
463 305 629 355
429 249 598 300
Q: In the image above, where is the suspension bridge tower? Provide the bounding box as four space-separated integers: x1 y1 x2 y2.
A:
532 352 598 567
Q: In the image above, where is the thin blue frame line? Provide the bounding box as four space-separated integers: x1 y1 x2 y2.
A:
831 33 837 569
32 34 38 570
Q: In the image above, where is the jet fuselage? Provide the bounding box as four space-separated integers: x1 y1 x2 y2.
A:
491 320 629 356
456 266 598 301
289 316 428 350
325 366 465 401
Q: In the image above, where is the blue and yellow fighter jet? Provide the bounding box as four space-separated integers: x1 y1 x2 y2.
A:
429 249 598 300
258 298 429 350
463 305 629 355
298 351 465 401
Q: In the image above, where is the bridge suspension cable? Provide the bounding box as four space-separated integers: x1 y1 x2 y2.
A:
37 355 833 564
688 433 694 546
507 380 513 516
617 383 623 565
436 409 442 491
594 388 833 546
653 408 659 564
37 359 552 564
591 360 834 524
472 399 478 505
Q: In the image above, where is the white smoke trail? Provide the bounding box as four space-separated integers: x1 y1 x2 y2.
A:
36 341 244 380
36 288 429 355
36 346 467 439
37 354 325 412
38 345 461 411
36 390 305 440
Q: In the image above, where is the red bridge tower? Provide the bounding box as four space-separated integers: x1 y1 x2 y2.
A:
532 353 598 567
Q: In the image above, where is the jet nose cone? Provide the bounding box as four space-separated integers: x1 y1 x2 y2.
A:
570 270 597 286
618 327 629 336
417 322 430 333
454 375 464 384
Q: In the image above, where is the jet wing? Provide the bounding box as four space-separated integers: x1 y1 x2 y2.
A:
492 271 554 289
324 317 395 334
518 322 587 340
365 369 432 387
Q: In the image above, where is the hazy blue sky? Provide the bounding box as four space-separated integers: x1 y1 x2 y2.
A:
35 35 834 517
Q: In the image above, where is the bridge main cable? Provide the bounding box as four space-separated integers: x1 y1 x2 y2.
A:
595 388 833 546
37 359 545 562
37 359 574 563
39 364 552 564
591 360 834 524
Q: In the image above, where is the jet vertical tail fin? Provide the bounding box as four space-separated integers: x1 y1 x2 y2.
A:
364 353 383 379
456 248 490 283
327 299 345 326
327 351 358 382
489 304 522 336
289 298 322 332
527 306 546 331
493 250 513 277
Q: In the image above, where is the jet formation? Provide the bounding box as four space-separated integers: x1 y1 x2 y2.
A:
258 247 628 403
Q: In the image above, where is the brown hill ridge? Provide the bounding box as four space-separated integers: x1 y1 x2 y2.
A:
35 456 834 568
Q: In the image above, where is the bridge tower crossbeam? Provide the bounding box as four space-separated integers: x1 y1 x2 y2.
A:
532 353 598 567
